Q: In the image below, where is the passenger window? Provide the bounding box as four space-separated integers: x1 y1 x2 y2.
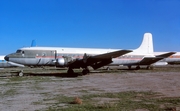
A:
42 53 46 56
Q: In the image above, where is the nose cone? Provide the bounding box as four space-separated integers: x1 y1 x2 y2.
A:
4 56 9 61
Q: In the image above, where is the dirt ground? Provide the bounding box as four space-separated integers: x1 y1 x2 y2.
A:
0 66 180 110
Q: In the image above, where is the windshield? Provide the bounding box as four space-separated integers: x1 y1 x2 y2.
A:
16 50 23 53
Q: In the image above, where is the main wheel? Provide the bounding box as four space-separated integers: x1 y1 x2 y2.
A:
82 69 90 75
19 72 23 76
128 66 131 70
106 67 110 70
136 66 140 70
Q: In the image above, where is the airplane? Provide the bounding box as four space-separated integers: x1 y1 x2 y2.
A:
0 55 24 68
4 33 175 76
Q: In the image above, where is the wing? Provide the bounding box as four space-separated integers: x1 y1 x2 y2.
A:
68 50 132 69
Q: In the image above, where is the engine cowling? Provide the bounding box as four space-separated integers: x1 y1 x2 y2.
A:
56 57 74 67
57 58 66 66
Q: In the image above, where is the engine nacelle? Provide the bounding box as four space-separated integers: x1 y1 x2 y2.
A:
56 57 75 67
57 58 66 66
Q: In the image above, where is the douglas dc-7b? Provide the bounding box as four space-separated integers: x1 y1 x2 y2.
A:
4 33 175 75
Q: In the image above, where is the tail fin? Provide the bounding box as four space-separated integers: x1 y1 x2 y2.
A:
31 40 36 47
134 33 154 54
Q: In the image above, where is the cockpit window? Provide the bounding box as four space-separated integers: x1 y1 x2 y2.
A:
16 50 21 53
16 50 24 53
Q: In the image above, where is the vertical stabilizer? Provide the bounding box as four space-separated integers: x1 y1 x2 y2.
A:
134 33 154 54
31 40 36 47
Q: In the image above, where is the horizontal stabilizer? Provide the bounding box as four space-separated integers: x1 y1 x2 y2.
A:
156 52 176 58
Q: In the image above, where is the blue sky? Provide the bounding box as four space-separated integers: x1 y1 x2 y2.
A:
0 0 180 55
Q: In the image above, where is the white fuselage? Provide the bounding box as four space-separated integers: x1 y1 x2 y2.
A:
5 46 154 67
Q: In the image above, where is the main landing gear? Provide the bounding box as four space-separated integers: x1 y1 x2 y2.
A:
136 66 140 70
127 65 140 70
67 68 74 74
146 65 154 70
82 68 90 75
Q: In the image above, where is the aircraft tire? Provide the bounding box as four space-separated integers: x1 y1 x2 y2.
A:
128 66 131 70
82 69 89 75
146 66 150 70
18 70 24 76
136 66 140 70
19 72 23 77
106 67 110 71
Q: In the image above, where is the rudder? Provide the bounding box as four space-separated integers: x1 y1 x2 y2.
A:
134 33 154 54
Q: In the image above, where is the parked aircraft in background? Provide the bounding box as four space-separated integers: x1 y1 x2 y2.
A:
0 56 24 68
4 33 174 75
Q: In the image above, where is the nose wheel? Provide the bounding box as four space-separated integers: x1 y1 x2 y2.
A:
18 70 24 76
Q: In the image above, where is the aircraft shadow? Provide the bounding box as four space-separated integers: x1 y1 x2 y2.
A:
26 72 81 78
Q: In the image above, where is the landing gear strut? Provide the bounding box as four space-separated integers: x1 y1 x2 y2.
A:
67 68 74 74
146 65 154 70
106 67 110 70
136 66 140 70
128 66 131 70
18 70 24 76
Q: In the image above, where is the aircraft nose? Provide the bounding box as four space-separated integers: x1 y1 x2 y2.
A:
4 56 9 61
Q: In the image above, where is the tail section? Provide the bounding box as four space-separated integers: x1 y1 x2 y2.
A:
31 40 36 47
134 33 154 54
